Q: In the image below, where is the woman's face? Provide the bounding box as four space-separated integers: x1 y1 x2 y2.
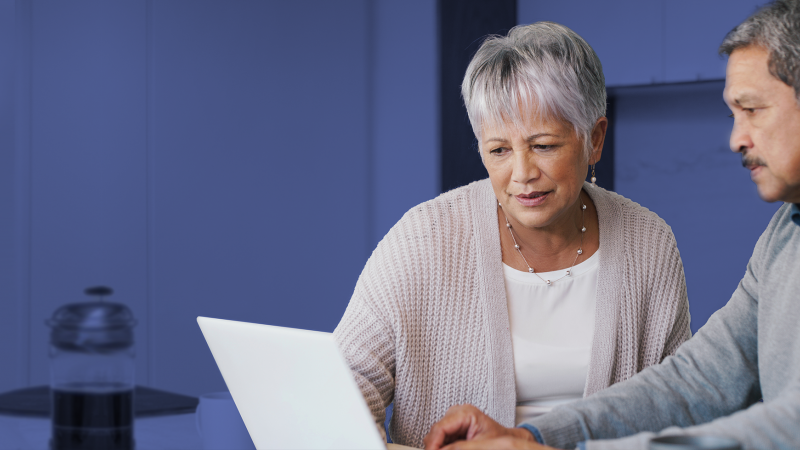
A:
480 116 605 232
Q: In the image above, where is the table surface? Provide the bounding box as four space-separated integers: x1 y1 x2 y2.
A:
0 414 419 450
0 412 203 450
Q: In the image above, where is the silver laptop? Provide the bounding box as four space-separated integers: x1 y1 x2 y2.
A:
197 316 414 450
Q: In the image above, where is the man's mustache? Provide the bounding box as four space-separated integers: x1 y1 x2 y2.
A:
741 153 767 169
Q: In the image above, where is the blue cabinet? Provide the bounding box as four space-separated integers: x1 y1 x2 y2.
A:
519 0 764 86
519 0 663 86
664 0 763 82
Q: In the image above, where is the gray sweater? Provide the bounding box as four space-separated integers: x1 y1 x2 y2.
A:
527 203 800 450
334 179 691 448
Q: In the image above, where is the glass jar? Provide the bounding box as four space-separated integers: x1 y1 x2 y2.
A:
47 294 137 450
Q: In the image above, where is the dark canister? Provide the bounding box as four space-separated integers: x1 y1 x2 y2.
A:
47 287 136 450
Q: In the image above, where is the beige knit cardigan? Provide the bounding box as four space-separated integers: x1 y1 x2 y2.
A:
333 179 691 448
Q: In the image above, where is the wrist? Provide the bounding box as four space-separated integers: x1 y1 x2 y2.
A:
512 426 536 442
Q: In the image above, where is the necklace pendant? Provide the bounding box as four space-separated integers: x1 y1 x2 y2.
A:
566 269 571 277
528 268 534 273
546 280 551 286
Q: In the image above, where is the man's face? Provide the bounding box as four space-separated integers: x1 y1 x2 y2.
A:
724 45 800 204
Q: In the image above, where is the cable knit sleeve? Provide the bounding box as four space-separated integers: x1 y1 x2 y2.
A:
333 199 445 442
656 227 692 359
617 197 692 378
332 182 499 448
586 186 693 394
333 245 399 441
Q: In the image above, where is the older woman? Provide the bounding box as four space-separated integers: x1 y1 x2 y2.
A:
333 22 690 448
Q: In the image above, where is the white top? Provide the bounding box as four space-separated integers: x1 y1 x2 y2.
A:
504 250 599 425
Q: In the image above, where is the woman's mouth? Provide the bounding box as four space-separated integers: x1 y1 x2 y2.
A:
515 192 550 207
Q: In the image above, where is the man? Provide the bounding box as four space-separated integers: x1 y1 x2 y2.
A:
423 1 800 449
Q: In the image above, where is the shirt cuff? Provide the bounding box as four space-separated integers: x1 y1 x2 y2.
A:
517 424 545 444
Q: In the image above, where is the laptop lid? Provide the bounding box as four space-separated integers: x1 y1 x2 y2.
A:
197 316 385 450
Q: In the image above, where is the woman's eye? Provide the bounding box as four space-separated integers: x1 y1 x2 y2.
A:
489 147 508 155
533 144 554 151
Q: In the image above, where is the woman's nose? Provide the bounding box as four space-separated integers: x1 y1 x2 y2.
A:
511 151 540 184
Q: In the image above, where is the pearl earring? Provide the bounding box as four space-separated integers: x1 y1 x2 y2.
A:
590 164 597 186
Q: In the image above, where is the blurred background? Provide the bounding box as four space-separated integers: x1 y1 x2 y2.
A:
0 0 778 398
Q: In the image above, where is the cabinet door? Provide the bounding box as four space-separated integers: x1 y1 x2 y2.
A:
664 0 764 83
518 0 663 87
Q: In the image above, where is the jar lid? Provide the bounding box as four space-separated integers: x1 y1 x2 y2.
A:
47 297 137 352
47 301 137 331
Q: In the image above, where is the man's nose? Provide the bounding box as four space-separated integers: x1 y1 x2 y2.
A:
730 119 753 154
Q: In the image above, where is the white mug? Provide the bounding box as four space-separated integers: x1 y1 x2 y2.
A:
195 391 256 450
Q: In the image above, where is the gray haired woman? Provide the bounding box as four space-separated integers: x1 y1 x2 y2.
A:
334 22 691 448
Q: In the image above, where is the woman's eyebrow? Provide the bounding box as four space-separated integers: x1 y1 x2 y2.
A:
526 133 557 141
484 137 508 144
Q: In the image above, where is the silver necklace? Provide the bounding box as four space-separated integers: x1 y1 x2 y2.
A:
499 198 586 286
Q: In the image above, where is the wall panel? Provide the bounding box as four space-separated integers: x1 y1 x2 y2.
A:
0 0 23 393
372 0 438 242
26 1 149 387
664 0 764 83
518 0 663 86
150 0 372 395
613 82 780 332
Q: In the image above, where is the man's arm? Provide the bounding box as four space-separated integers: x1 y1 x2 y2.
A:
526 258 763 449
580 383 800 449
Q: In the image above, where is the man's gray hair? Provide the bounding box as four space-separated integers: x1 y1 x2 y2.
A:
461 22 606 158
720 0 800 102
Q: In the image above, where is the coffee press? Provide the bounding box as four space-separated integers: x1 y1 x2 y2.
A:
47 286 137 450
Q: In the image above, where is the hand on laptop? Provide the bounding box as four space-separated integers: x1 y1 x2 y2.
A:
423 404 558 450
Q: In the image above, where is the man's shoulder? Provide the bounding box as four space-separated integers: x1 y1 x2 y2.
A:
754 202 799 256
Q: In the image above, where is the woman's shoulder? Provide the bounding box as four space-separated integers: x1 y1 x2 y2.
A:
390 179 494 236
588 184 674 237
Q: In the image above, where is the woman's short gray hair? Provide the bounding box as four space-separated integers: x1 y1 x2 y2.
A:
461 22 606 159
720 0 800 102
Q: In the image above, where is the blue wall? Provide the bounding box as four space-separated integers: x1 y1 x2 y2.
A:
0 0 438 396
0 0 785 398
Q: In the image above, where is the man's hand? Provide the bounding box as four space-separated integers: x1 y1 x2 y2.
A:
423 404 539 450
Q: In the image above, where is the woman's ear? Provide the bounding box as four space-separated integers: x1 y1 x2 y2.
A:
590 117 608 164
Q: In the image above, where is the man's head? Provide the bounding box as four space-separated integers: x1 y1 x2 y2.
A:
721 0 800 204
